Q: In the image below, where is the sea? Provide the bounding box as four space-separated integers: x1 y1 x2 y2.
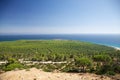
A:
0 34 120 48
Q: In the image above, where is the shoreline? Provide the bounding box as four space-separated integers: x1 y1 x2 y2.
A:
111 46 120 50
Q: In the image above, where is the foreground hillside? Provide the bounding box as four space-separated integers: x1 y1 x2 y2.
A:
0 40 120 76
0 68 115 80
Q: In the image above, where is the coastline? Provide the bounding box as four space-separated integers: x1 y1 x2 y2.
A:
0 35 120 49
111 46 120 50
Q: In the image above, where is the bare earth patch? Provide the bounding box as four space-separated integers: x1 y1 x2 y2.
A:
0 68 115 80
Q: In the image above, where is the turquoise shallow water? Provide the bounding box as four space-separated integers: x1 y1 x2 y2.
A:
0 34 120 48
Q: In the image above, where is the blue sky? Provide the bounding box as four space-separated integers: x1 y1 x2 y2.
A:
0 0 120 34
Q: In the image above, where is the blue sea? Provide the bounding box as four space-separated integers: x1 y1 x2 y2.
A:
0 34 120 48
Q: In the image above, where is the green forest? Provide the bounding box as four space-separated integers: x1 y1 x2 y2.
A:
0 40 120 75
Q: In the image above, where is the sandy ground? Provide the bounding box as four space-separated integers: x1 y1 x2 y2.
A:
0 68 117 80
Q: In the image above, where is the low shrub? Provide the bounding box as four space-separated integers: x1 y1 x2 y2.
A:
3 63 24 71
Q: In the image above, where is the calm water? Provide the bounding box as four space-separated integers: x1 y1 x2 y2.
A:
0 34 120 48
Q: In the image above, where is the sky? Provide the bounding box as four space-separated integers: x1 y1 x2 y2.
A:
0 0 120 34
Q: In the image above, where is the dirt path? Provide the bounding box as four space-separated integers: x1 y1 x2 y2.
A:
0 68 114 80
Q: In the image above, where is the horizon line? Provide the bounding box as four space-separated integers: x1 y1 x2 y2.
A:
0 33 120 35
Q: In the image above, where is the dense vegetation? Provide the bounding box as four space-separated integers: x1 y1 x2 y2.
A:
0 40 120 75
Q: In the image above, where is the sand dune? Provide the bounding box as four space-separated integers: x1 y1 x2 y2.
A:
0 68 114 80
